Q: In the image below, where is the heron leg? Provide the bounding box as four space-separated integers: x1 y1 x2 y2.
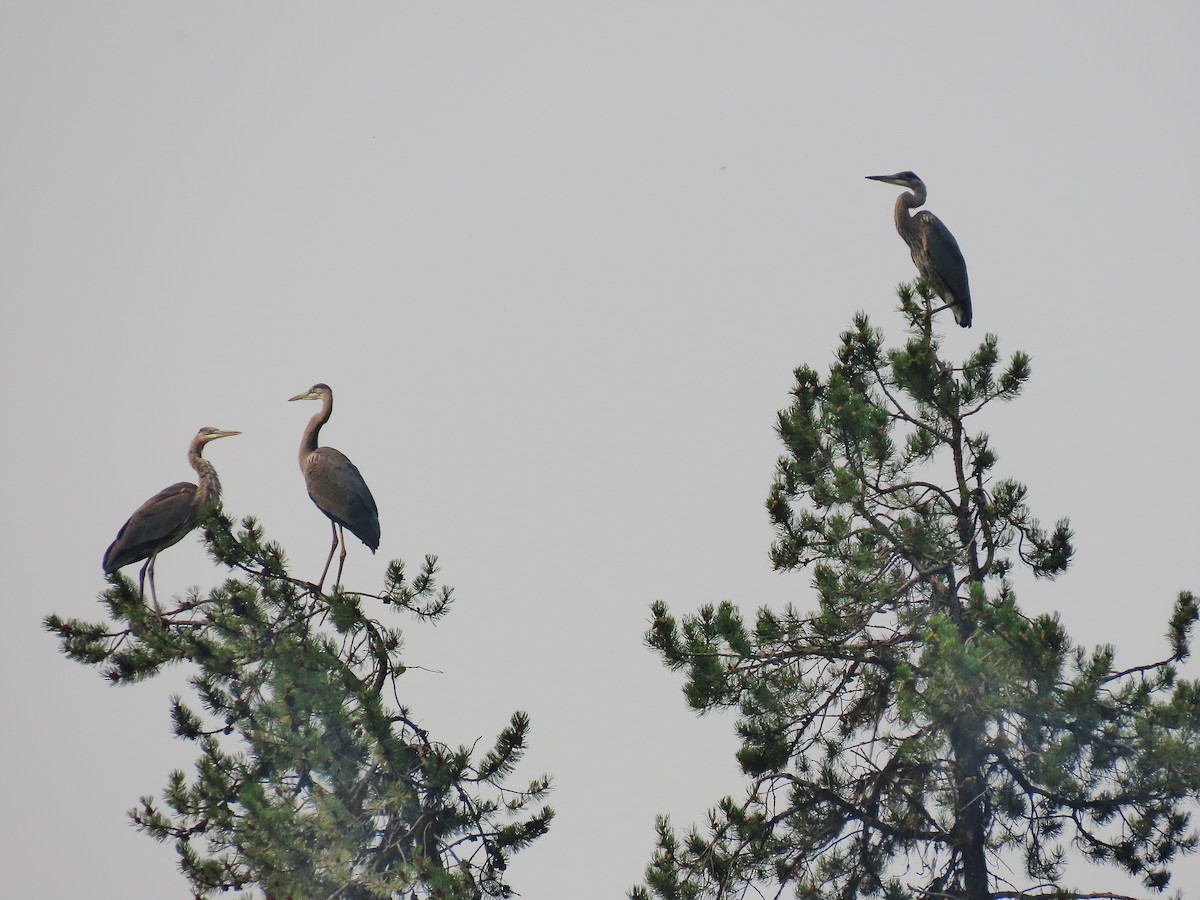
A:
137 558 150 599
334 525 348 589
145 553 162 614
917 295 935 337
318 519 339 592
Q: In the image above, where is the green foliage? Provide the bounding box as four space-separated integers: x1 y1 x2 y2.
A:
46 513 552 899
636 286 1200 900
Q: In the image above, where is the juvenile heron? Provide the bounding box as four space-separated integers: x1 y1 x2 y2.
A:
103 427 241 610
289 383 380 590
866 171 973 328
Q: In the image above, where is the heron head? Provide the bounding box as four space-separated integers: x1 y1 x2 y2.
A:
195 427 241 443
288 383 333 403
866 171 924 191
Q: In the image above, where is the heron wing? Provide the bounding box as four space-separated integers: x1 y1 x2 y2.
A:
103 481 201 572
304 447 381 551
915 211 972 325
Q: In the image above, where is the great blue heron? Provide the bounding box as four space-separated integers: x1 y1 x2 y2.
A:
103 427 241 610
289 383 380 590
866 171 972 328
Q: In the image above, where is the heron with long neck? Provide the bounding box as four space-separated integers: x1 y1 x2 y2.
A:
288 383 380 590
866 171 973 328
103 426 241 611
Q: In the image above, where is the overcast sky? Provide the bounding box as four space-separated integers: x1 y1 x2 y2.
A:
3 4 1199 898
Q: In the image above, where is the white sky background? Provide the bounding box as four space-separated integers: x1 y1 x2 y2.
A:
3 4 1198 897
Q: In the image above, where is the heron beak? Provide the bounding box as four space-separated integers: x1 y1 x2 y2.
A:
288 391 315 402
866 174 902 185
213 430 241 439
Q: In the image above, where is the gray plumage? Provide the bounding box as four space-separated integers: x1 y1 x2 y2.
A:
289 383 379 588
866 171 972 328
103 426 240 608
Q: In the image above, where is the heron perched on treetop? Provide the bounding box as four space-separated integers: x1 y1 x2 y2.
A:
866 171 972 328
103 426 241 611
289 383 380 590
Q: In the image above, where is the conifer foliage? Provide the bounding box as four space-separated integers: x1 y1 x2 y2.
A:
47 515 551 899
634 285 1200 900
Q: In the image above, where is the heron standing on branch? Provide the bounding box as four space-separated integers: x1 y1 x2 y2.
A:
103 426 241 611
866 171 973 328
289 383 380 590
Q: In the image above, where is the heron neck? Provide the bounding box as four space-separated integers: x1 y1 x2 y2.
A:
300 394 333 462
189 444 222 505
894 188 926 232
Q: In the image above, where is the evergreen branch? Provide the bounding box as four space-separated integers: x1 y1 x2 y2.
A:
769 772 947 844
1103 656 1178 684
868 352 953 447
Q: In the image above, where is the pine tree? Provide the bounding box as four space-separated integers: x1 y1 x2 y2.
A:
633 284 1200 900
47 512 552 899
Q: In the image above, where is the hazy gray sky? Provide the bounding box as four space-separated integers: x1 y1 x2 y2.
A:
4 4 1198 897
